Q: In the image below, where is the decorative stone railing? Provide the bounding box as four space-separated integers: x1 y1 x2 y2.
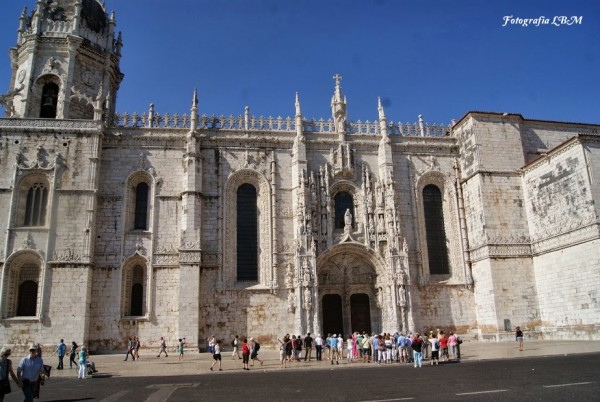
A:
109 112 451 137
41 19 73 36
0 118 101 130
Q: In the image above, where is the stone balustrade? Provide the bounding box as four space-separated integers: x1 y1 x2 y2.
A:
109 112 451 137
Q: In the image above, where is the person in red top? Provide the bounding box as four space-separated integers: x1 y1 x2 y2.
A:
411 333 424 368
438 331 449 362
241 337 250 370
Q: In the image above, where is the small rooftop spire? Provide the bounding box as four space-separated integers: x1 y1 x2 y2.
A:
378 97 389 140
295 92 301 117
377 97 386 120
192 88 198 109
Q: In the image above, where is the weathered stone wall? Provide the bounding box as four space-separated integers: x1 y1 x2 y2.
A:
414 285 476 334
533 240 600 339
523 140 595 246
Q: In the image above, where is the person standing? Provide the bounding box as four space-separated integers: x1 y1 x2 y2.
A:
516 326 524 351
69 342 78 369
439 331 449 362
177 338 185 361
210 340 222 371
448 332 458 360
1 347 20 402
157 337 168 357
429 333 440 366
249 338 263 367
303 333 313 361
327 334 338 364
17 344 46 402
241 337 250 370
411 333 424 368
314 334 323 361
77 346 88 379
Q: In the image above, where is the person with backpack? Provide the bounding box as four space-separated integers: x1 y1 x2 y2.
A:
249 338 263 366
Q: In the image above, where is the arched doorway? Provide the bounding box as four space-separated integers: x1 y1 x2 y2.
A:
350 293 371 334
317 247 380 335
322 294 343 336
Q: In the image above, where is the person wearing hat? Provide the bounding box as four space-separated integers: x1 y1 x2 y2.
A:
17 344 46 402
1 347 20 401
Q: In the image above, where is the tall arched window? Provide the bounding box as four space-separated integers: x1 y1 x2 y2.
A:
334 192 354 229
134 182 149 230
17 280 38 316
40 83 59 118
237 184 258 281
423 184 449 274
130 265 144 316
23 183 48 226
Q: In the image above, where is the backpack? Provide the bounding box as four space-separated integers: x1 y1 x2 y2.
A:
231 339 235 347
254 342 260 352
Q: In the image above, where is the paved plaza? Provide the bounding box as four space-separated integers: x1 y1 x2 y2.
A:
37 340 600 379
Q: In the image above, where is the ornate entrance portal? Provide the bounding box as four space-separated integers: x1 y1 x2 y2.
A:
350 293 371 334
318 248 380 335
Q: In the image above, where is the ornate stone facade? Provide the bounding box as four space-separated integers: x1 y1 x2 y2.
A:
0 1 599 351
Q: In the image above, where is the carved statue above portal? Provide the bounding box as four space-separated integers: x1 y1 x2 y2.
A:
344 208 352 229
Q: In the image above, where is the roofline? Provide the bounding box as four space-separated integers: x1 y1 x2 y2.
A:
452 111 600 128
521 133 600 170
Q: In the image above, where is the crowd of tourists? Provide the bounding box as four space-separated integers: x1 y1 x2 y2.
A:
200 329 463 371
272 330 462 369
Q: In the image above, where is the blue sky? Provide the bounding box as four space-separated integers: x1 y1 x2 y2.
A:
0 0 598 125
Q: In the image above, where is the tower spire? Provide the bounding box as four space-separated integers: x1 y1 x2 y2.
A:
190 88 198 129
295 92 304 138
378 97 389 140
331 73 347 136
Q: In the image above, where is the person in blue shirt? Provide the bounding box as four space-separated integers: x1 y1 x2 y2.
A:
17 344 46 402
54 339 66 370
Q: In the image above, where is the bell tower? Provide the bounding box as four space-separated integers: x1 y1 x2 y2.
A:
6 0 123 120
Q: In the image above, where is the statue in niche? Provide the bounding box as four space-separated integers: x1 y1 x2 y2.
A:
398 284 407 307
368 216 375 235
375 287 383 308
285 263 294 288
297 209 305 236
344 209 352 229
303 287 312 310
288 290 296 313
302 259 311 286
378 215 385 233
